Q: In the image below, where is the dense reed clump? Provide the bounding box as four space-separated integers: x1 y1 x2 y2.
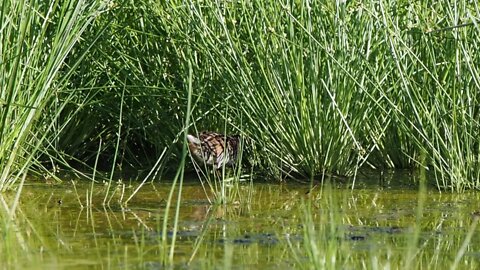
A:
150 1 480 189
0 0 107 190
50 0 238 175
0 0 479 191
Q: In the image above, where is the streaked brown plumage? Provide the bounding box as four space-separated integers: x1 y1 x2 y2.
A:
187 131 240 169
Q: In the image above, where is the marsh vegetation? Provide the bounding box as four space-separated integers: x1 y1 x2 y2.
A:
1 0 479 268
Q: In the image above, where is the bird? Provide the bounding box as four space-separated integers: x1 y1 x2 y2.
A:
187 131 241 170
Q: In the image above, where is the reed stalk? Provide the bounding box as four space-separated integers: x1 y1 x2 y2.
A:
0 0 107 190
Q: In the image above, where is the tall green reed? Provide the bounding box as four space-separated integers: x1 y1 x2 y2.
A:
0 0 107 190
151 0 480 190
54 0 199 175
370 0 480 190
159 60 194 265
3 0 473 191
155 1 381 180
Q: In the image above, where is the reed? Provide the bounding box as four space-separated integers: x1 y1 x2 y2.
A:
1 0 479 191
149 0 480 189
0 0 107 190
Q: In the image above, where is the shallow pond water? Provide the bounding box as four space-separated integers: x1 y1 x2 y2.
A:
2 173 480 269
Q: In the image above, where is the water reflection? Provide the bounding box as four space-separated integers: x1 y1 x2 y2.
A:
2 177 480 269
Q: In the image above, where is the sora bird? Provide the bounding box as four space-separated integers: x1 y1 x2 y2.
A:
187 131 241 170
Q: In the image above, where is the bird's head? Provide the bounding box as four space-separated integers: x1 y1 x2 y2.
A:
187 134 203 160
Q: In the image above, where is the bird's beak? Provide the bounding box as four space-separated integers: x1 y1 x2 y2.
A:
187 134 201 146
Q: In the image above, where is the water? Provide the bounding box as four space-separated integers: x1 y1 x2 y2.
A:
2 173 480 269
